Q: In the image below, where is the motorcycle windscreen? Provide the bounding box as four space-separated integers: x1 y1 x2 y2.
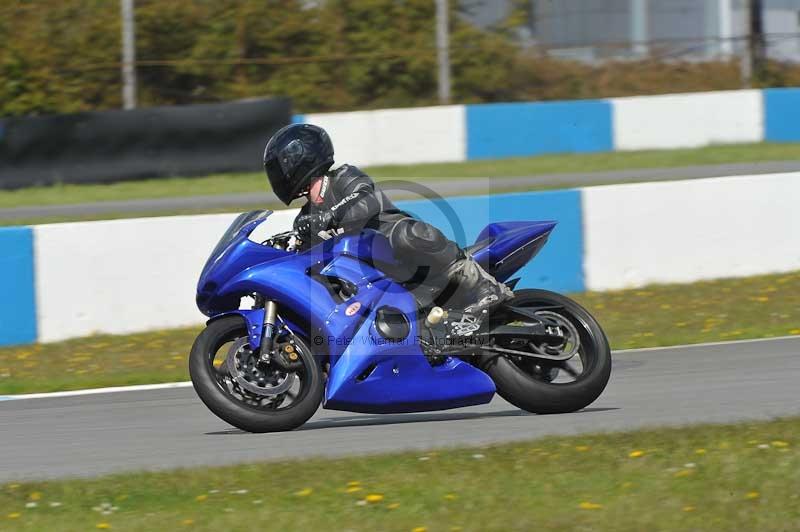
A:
201 210 272 276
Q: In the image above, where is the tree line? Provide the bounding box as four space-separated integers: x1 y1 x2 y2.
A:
1 0 797 117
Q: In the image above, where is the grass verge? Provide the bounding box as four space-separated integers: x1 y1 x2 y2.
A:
1 417 799 531
1 270 798 396
2 142 800 211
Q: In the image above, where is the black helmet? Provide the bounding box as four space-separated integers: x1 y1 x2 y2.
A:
263 123 334 205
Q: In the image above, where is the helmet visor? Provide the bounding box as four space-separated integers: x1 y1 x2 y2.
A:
265 157 293 205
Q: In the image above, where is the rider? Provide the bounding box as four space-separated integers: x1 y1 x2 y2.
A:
262 123 513 329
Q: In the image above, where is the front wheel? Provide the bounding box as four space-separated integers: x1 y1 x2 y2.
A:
189 315 323 432
483 289 611 414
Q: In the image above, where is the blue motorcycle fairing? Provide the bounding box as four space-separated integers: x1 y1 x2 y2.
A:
197 238 291 316
203 251 341 346
319 252 385 285
471 220 557 282
196 211 556 414
323 281 496 413
329 229 400 269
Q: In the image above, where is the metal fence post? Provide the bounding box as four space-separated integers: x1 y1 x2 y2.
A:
436 0 452 105
121 0 137 110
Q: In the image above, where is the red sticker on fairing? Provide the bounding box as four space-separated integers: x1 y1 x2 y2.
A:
345 302 362 316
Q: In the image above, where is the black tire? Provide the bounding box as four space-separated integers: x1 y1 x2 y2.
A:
189 315 323 432
484 289 611 414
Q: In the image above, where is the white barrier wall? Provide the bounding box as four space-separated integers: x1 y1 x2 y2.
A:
299 90 768 164
304 105 466 167
611 90 763 151
26 171 800 343
582 173 800 291
33 210 297 342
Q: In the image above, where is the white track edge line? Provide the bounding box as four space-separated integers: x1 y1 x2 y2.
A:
0 381 193 401
613 334 799 353
1 335 797 401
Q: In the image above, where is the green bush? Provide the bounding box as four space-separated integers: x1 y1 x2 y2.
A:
0 0 796 117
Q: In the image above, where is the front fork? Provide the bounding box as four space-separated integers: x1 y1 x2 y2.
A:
234 297 276 355
258 300 278 363
214 297 295 366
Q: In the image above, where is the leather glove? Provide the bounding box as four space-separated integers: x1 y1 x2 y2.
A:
294 211 334 239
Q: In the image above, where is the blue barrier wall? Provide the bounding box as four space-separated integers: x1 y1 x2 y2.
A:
764 88 800 142
396 190 584 293
0 227 37 346
465 100 613 160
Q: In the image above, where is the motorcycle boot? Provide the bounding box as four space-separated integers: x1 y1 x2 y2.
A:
443 253 514 336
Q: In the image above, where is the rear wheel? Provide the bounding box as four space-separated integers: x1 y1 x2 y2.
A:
483 289 611 414
189 315 323 432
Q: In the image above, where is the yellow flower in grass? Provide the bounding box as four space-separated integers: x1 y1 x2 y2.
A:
412 528 427 532
346 481 361 488
195 495 207 502
7 513 21 519
771 441 790 448
683 506 695 512
674 469 694 478
579 501 603 510
96 524 111 530
295 488 313 497
345 486 362 493
29 492 41 501
575 445 591 452
387 502 400 510
695 448 707 455
745 491 760 500
444 493 458 501
365 494 384 503
628 450 645 458
790 329 800 335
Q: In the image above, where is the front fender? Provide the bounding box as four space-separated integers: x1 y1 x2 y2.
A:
206 309 266 351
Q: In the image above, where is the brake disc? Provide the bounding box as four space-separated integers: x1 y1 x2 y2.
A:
225 338 296 396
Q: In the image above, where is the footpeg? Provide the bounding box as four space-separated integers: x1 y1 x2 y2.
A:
425 307 448 327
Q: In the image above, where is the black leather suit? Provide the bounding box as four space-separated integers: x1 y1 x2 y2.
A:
298 165 463 302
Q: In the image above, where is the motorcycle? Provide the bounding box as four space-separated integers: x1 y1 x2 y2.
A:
189 210 611 432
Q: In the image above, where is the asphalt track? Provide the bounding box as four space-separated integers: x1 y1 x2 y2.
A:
1 336 799 482
3 160 800 221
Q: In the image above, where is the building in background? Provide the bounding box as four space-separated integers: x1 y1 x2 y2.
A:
464 0 800 62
